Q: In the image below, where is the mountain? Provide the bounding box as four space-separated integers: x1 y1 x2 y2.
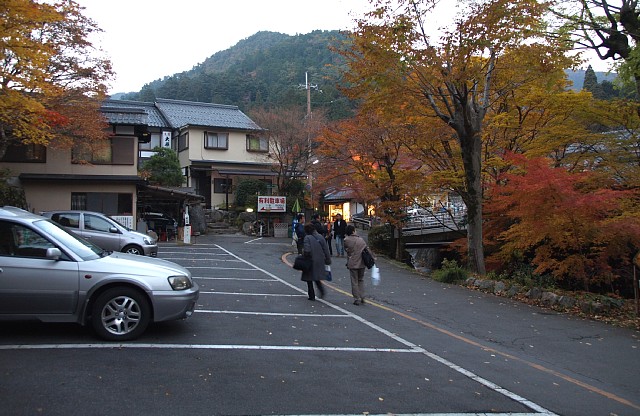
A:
117 30 621 118
120 30 356 120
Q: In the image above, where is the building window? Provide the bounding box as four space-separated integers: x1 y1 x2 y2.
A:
71 192 132 215
213 178 232 194
139 133 161 150
71 193 87 210
178 132 189 152
246 134 268 152
0 143 46 163
204 132 228 150
72 137 133 165
72 140 111 164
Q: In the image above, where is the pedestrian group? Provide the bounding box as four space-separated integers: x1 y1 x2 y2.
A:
294 213 374 305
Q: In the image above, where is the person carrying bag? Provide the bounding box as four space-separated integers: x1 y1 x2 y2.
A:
300 223 331 300
343 224 374 305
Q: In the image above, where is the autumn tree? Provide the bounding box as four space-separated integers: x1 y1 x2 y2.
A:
317 110 421 259
581 99 640 188
249 106 326 199
485 154 640 292
341 0 574 274
0 0 113 159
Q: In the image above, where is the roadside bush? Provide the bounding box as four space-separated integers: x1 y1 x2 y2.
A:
367 224 392 253
0 169 26 208
500 263 556 290
432 259 468 283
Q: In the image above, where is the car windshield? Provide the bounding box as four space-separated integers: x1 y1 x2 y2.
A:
33 219 103 260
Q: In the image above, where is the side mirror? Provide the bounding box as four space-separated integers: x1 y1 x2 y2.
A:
46 247 62 260
109 227 119 234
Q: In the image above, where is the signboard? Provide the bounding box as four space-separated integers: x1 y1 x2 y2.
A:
162 131 172 148
257 196 286 213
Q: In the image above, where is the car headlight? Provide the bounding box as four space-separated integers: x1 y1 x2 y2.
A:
168 275 193 290
143 236 155 245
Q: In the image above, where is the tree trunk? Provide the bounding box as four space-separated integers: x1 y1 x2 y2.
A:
459 130 486 275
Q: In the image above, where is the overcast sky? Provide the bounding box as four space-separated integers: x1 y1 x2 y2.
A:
76 0 372 94
76 0 609 95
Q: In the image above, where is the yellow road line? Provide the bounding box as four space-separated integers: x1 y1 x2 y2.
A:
282 252 640 412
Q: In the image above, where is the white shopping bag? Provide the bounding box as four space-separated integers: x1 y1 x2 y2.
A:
371 265 380 286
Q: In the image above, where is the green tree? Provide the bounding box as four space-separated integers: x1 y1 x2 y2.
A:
140 148 183 186
582 65 604 98
0 169 26 208
234 179 268 209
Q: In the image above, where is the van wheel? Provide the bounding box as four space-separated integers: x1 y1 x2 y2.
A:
123 245 143 255
91 287 151 341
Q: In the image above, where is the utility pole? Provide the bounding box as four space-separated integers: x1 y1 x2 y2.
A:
299 72 321 120
298 72 322 215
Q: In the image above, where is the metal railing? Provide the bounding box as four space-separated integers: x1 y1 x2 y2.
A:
402 211 466 236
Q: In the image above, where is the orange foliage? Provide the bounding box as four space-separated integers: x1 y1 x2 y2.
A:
485 153 640 291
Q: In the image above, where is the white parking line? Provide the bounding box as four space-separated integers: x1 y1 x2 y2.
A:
0 344 418 353
214 244 557 416
163 258 243 262
187 266 257 270
1 243 556 416
197 310 350 317
199 291 306 297
194 277 274 281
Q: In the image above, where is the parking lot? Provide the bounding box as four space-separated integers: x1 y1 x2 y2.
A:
1 234 639 416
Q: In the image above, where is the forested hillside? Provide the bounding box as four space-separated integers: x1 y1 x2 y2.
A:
120 30 357 120
118 30 620 119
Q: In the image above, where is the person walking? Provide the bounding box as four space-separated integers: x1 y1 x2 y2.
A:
294 214 306 255
344 224 371 305
310 213 327 237
333 213 347 257
324 218 333 256
301 223 331 300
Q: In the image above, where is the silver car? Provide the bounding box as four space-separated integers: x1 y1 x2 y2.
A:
42 210 158 256
0 206 199 341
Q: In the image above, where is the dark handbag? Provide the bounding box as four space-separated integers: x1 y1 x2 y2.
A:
361 247 375 269
293 255 312 272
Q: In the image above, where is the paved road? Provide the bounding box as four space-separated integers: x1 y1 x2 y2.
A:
1 233 638 416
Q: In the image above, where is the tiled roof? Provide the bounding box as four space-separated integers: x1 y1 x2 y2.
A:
101 99 169 128
324 188 357 201
101 105 148 125
155 98 262 131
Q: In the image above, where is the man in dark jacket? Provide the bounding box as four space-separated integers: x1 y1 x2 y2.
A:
333 213 347 257
310 214 326 237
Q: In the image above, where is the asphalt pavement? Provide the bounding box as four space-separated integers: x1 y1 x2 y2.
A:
1 230 638 416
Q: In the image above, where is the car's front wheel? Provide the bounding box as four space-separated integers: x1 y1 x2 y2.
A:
123 245 143 255
91 287 151 341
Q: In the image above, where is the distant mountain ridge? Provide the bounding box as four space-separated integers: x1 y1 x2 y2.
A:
117 30 618 118
121 30 356 120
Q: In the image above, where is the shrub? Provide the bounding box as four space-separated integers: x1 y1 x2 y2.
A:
432 259 468 283
367 224 392 253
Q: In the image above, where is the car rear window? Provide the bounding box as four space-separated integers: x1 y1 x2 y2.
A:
53 213 80 229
